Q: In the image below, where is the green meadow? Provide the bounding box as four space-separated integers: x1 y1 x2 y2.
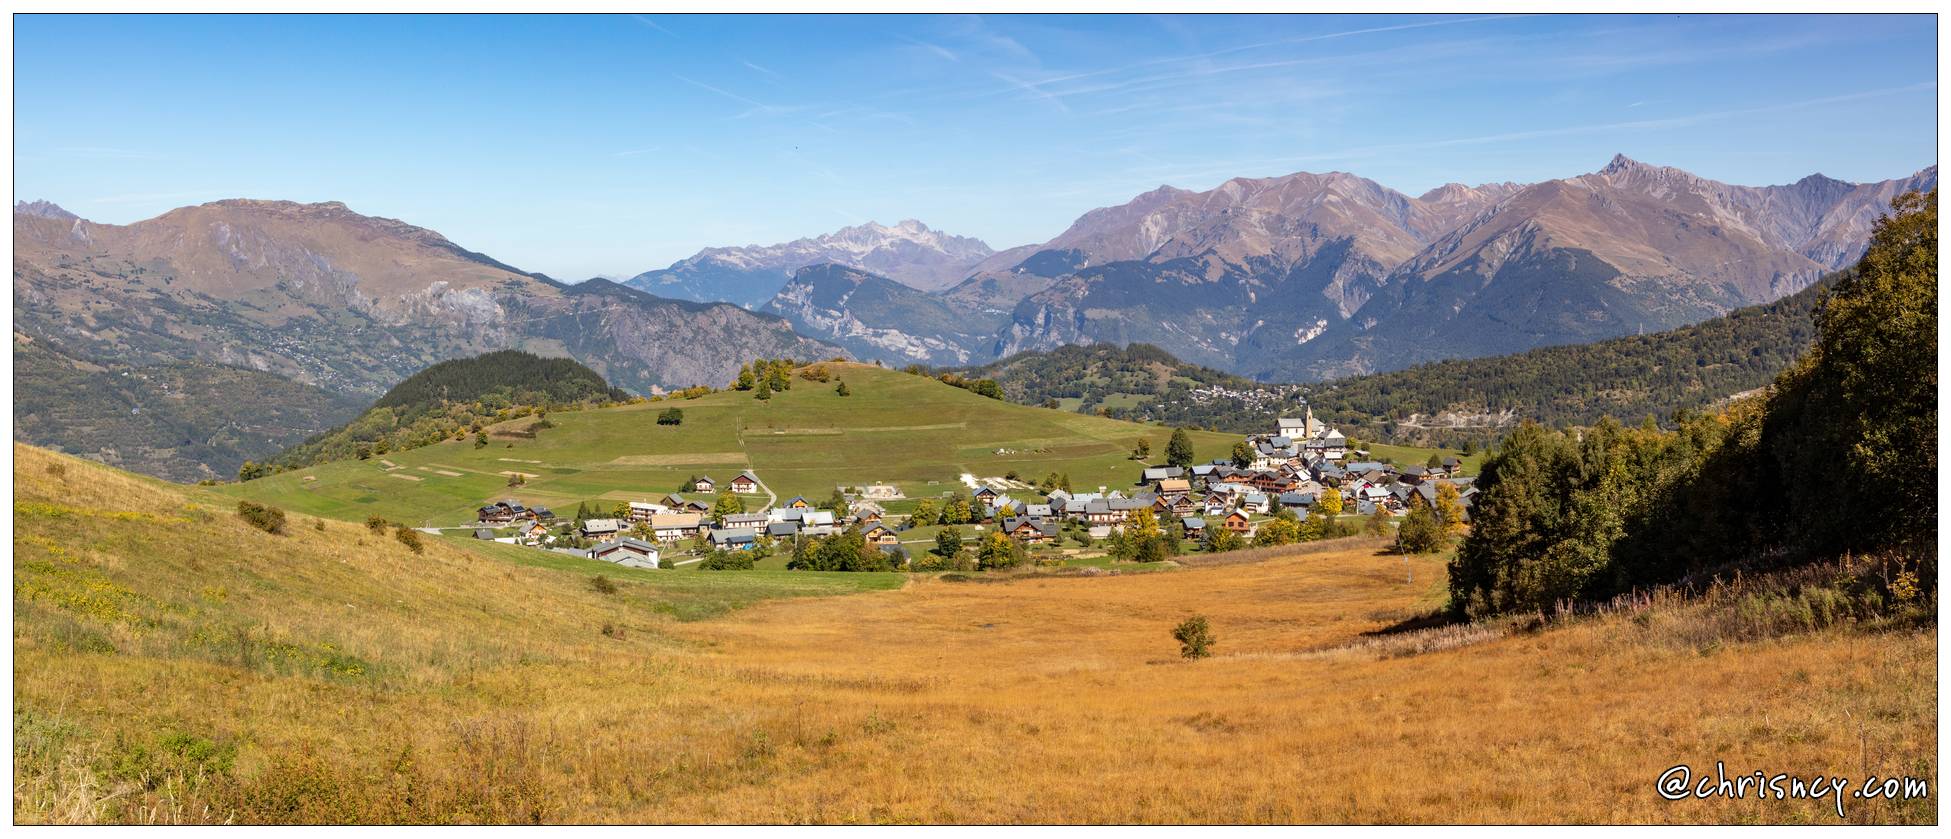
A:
221 363 1251 525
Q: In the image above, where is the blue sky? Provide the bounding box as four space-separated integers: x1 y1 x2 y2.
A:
14 13 1938 280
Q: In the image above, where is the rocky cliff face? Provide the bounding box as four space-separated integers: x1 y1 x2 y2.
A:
987 169 1513 367
762 263 1001 365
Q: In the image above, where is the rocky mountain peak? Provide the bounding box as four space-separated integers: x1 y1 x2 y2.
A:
14 199 78 221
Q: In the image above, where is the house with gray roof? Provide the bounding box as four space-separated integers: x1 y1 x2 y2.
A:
588 537 660 569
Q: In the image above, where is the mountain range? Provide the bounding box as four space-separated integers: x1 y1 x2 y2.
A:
11 153 1934 480
625 218 995 307
12 199 842 479
975 155 1932 380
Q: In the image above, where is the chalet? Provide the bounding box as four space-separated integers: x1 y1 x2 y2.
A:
1278 491 1316 512
709 527 758 551
972 486 999 504
1313 462 1347 485
1156 477 1191 498
729 471 761 494
661 493 690 508
477 500 546 524
649 513 705 542
693 475 716 493
627 501 667 522
723 512 769 530
1180 516 1206 538
1356 484 1394 507
1443 456 1463 475
1141 466 1185 484
861 524 901 545
1023 503 1054 520
1003 517 1059 544
1054 492 1104 520
796 510 839 536
1400 465 1430 483
1155 493 1198 517
766 521 800 539
1241 492 1272 514
784 495 811 509
580 518 622 540
524 521 551 542
1303 429 1349 460
589 538 660 569
1201 492 1231 517
1222 510 1255 536
851 501 886 524
472 528 496 540
1248 471 1299 493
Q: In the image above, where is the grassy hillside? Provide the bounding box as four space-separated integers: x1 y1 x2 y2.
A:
222 363 1244 525
952 343 1263 417
14 444 1932 823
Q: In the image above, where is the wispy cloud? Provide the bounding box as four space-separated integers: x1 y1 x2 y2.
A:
630 15 675 37
674 74 770 109
613 146 661 158
894 34 958 63
741 59 786 81
989 71 1071 114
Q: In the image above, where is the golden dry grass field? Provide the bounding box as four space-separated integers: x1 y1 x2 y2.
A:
12 444 1935 824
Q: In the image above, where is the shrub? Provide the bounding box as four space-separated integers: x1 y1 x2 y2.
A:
657 408 684 426
393 525 424 555
590 575 619 594
236 501 287 535
700 552 756 571
365 515 388 534
1173 615 1215 660
1395 504 1447 554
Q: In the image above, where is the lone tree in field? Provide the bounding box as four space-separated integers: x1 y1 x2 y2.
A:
934 526 963 559
1166 427 1195 469
657 408 684 426
1396 502 1447 554
1131 438 1151 461
1173 615 1214 660
1364 507 1393 537
1230 441 1253 468
976 530 1025 570
835 380 850 396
